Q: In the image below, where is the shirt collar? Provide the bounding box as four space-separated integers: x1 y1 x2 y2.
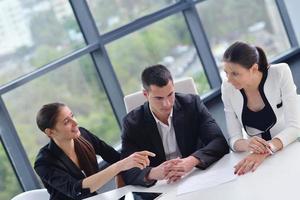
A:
150 106 173 126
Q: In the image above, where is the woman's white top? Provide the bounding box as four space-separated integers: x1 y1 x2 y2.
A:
221 63 300 150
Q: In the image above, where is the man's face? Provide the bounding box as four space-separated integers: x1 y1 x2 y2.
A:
144 80 175 120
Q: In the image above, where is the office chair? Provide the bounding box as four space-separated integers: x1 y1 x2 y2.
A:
124 77 198 113
11 188 49 200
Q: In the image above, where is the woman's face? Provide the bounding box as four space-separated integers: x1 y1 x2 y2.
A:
48 106 80 141
224 62 255 90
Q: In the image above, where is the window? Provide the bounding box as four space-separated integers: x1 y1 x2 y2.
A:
0 139 22 200
197 0 290 78
2 55 120 166
0 0 84 86
283 0 300 43
106 13 210 95
87 0 178 33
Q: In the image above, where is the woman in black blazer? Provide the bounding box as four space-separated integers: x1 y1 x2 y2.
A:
34 102 154 200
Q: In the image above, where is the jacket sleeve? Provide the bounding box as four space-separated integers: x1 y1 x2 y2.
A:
221 82 244 150
34 154 92 200
191 95 229 169
120 117 156 187
273 63 300 146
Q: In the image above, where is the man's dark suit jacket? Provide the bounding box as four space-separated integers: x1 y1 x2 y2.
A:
121 93 229 186
34 127 120 200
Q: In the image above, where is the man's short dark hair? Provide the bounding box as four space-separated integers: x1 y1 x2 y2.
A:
141 64 173 91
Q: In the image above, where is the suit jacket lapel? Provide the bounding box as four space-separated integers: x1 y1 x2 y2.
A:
48 140 84 178
172 98 186 157
143 103 166 162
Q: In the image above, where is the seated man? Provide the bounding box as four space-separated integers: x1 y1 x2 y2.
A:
121 64 229 186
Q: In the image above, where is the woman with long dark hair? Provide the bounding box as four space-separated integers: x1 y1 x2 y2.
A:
34 102 155 200
221 41 300 175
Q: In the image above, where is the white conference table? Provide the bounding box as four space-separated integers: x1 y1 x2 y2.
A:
85 141 300 200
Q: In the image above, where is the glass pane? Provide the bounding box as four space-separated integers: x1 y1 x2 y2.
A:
197 0 290 79
0 0 84 86
2 55 120 166
87 0 178 33
106 14 210 95
284 0 300 43
0 140 22 199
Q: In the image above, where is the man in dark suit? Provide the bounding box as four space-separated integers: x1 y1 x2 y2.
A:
121 64 229 186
